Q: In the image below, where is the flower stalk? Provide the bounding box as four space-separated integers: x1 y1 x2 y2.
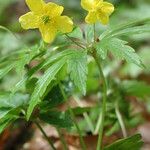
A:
59 83 87 150
35 121 56 150
94 55 107 150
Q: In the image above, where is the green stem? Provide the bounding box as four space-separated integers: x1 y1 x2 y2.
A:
74 96 94 133
93 24 96 42
65 34 85 49
35 121 56 150
59 83 87 150
94 56 107 150
115 102 127 138
56 127 68 150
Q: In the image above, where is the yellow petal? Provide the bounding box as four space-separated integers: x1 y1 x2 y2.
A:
85 11 97 24
98 12 109 25
55 16 73 33
39 24 57 43
100 2 114 15
19 12 40 29
26 0 45 13
81 0 101 11
44 2 64 18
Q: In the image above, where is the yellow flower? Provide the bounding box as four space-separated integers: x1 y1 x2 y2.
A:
81 0 114 25
19 0 73 43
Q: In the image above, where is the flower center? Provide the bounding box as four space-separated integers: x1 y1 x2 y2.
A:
42 15 50 24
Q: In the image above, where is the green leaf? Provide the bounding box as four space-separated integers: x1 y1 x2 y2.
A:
68 27 83 40
104 134 143 150
0 93 29 108
85 25 94 43
106 122 120 136
109 25 150 38
0 63 14 79
69 106 95 115
39 111 73 128
67 51 88 95
0 92 28 133
97 38 143 67
101 18 150 39
121 80 150 97
95 40 108 59
40 85 64 111
0 92 29 119
15 46 40 73
27 58 66 120
13 49 74 93
0 108 11 119
0 118 13 134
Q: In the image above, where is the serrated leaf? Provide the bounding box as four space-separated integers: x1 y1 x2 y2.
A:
110 25 150 38
15 46 40 73
27 58 66 120
98 38 143 67
39 111 73 128
0 92 29 119
121 80 150 97
67 51 88 95
95 40 108 59
85 25 94 43
13 49 74 93
104 134 143 150
101 18 150 39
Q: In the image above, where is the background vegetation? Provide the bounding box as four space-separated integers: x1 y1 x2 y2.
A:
0 0 150 149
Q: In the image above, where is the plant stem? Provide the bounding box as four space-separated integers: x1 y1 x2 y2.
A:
94 55 107 150
35 121 56 150
59 83 87 150
115 102 127 138
74 96 95 133
65 34 85 49
93 24 96 42
56 127 68 150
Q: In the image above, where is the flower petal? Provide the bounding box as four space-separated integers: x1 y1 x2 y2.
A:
44 2 64 18
98 12 109 25
100 2 114 15
19 12 40 29
39 24 57 43
81 0 102 11
26 0 45 13
55 16 73 33
85 11 97 24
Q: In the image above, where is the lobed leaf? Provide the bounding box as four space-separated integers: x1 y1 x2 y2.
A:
26 58 66 120
96 38 144 68
67 51 88 95
101 18 150 39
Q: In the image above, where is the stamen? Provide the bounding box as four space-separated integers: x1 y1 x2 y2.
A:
42 16 50 24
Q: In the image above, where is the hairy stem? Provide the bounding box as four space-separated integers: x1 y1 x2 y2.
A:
92 24 107 150
59 83 87 150
35 121 56 150
94 56 107 150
